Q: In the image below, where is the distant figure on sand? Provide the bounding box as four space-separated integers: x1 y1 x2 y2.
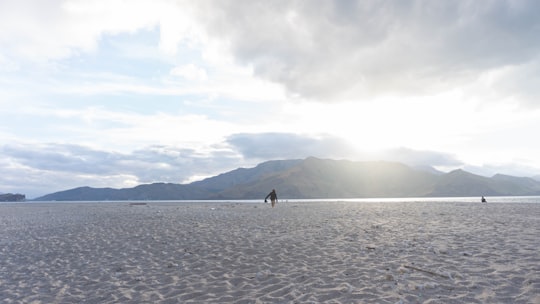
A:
265 189 278 208
481 196 487 203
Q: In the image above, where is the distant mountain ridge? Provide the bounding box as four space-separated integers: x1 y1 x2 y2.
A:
34 157 540 201
0 193 26 202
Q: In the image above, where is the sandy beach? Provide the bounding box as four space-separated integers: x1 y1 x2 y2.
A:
0 201 538 304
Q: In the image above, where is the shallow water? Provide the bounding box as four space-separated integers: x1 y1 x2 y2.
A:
7 195 540 205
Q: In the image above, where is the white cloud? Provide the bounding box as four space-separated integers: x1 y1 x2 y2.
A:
3 0 539 106
374 147 462 168
0 0 195 61
170 64 208 81
0 142 243 198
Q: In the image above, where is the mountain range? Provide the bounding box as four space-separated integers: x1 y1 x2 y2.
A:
34 157 540 201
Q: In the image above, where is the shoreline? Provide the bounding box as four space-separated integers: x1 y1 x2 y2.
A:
11 194 540 205
1 201 538 303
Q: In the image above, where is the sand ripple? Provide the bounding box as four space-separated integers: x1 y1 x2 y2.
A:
0 201 538 303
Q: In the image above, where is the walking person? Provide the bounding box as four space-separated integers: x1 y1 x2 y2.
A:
265 189 278 208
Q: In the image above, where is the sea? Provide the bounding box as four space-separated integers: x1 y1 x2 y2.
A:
5 196 540 205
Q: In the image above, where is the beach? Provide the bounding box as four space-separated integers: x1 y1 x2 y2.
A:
0 201 538 303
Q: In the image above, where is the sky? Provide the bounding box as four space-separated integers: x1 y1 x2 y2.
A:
1 0 540 198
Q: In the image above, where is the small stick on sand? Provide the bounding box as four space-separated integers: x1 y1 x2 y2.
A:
403 265 450 279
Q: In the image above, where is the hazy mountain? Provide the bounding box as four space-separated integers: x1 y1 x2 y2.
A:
0 193 26 202
490 174 540 195
34 157 540 201
412 165 444 175
428 169 498 196
35 183 208 201
211 157 436 199
190 159 302 192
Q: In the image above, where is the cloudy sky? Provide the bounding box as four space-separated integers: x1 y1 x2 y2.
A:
1 0 540 198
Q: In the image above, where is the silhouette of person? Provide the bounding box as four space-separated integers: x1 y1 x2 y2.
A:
481 196 487 203
265 189 278 208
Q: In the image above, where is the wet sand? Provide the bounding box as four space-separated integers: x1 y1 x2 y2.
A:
0 201 538 303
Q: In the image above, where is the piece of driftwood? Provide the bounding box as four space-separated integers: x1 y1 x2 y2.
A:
403 265 450 279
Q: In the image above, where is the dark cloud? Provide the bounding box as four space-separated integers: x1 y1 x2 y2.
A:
226 132 358 160
2 144 122 174
197 0 540 103
0 139 530 198
1 133 360 197
0 143 242 198
226 133 464 170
